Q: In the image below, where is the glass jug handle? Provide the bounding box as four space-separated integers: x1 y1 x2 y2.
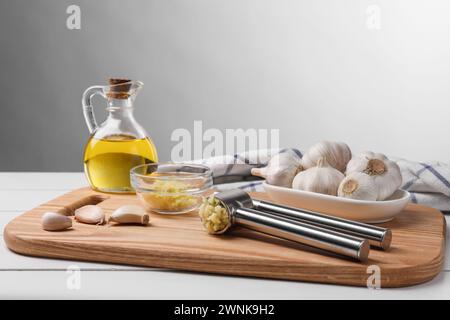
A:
82 86 106 134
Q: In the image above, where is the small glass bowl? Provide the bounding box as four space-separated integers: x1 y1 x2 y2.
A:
130 163 213 215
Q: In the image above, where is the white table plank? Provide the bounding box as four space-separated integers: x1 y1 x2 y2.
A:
0 239 153 270
445 216 450 271
0 269 449 300
0 190 69 211
0 172 448 299
0 212 22 235
0 172 86 190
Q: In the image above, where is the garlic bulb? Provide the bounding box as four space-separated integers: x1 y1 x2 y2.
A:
74 205 105 225
251 153 302 187
301 141 352 173
292 157 345 196
42 212 72 231
346 151 402 200
338 172 378 201
109 205 150 225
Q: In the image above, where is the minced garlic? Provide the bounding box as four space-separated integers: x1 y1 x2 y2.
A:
198 196 229 233
139 179 198 212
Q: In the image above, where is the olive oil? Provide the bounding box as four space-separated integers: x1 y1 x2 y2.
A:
83 134 158 193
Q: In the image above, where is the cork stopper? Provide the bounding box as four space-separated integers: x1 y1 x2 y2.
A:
107 78 132 99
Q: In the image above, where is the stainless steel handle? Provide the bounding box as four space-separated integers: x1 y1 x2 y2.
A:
252 199 391 250
234 207 370 261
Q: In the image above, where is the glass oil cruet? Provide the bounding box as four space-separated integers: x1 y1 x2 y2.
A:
82 78 158 193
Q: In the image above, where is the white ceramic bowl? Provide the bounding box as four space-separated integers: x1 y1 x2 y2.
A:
263 182 410 223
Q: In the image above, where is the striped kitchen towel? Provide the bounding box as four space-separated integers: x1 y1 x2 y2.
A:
193 149 450 212
394 158 450 212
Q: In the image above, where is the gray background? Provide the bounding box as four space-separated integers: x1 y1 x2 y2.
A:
1 0 449 171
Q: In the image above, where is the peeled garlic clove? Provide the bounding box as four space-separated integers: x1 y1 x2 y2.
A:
338 172 378 201
346 151 402 200
109 205 149 225
42 212 72 231
251 153 302 187
292 157 344 196
74 205 105 225
301 141 352 173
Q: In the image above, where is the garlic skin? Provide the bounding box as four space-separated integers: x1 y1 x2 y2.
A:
109 205 150 225
42 212 72 231
292 157 345 196
346 151 402 200
74 205 105 225
251 153 302 187
338 172 378 201
301 141 352 173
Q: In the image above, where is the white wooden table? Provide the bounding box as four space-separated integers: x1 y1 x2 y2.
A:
1 172 449 299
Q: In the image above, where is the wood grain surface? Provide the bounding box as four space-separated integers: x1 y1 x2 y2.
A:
3 187 446 287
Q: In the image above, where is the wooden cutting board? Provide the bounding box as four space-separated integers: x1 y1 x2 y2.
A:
4 187 446 287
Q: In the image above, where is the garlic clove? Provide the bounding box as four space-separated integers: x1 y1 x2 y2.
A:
251 153 302 187
301 141 352 173
109 205 150 225
292 157 345 196
42 212 72 231
74 205 105 225
338 172 378 201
